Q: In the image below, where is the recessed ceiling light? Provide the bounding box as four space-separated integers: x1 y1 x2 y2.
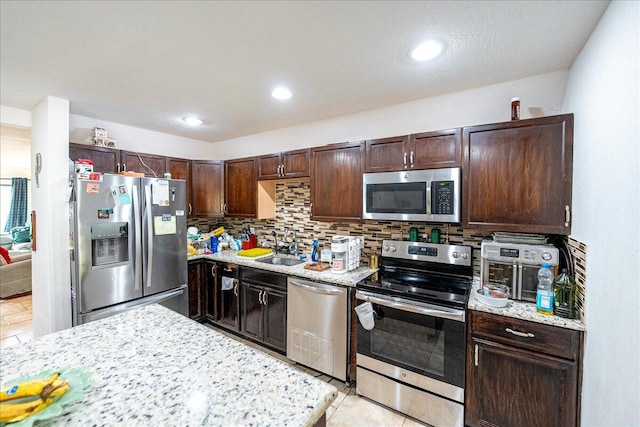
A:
182 116 203 125
271 87 292 100
410 39 445 61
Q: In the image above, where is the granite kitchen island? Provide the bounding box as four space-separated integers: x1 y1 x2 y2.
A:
0 304 337 426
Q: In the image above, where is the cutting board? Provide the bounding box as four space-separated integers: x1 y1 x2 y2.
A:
304 262 332 271
236 248 273 259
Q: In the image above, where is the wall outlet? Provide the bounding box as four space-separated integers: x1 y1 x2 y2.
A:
357 235 365 249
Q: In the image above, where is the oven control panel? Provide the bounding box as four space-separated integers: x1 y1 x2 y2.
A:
381 240 472 266
481 240 559 265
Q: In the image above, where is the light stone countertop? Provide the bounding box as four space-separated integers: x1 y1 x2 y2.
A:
189 250 377 287
468 282 586 331
0 304 337 426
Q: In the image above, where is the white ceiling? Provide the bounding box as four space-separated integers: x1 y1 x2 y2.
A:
0 1 608 143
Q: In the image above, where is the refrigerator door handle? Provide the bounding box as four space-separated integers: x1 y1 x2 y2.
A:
132 184 141 290
144 183 154 289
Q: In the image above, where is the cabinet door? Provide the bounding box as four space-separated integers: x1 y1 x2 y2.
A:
225 157 257 217
187 261 204 321
463 114 573 234
69 143 119 173
364 136 408 172
191 161 224 217
282 149 310 178
120 151 166 177
204 262 217 322
241 283 263 341
263 289 287 352
410 128 462 169
167 157 192 216
466 338 578 427
217 277 240 332
310 142 364 222
258 153 282 180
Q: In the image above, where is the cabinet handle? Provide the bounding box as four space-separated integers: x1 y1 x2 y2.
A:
222 203 227 215
224 267 233 272
505 327 535 338
123 163 127 172
474 344 478 367
403 152 407 168
410 151 414 168
188 203 192 215
565 205 571 227
280 164 285 176
260 290 265 305
117 163 121 173
233 280 239 296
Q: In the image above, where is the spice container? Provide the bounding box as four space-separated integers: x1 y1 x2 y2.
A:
511 97 520 120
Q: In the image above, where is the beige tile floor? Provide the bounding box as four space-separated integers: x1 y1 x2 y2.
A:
0 293 33 348
0 298 429 426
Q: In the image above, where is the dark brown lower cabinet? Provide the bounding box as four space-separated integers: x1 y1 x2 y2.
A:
211 262 241 332
187 260 204 321
466 310 583 427
240 268 287 353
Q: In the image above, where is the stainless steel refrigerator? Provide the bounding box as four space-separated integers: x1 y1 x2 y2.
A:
70 173 188 325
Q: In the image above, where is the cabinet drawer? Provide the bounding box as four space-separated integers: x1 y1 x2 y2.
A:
470 310 580 360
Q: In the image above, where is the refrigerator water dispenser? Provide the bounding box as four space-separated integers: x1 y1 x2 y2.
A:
91 222 129 266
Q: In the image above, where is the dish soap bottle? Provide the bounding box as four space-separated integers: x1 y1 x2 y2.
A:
553 269 576 319
311 239 319 262
536 263 555 316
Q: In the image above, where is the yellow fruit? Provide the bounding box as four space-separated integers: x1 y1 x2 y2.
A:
0 372 60 402
0 397 54 423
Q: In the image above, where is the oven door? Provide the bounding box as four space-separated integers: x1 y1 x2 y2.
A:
363 178 428 221
519 264 542 302
483 259 518 298
355 291 466 391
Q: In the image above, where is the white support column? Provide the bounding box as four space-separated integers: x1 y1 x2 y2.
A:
30 96 71 336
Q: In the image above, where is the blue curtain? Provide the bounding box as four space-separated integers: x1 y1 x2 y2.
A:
4 178 29 232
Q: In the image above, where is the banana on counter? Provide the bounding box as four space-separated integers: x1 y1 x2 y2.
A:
0 372 70 423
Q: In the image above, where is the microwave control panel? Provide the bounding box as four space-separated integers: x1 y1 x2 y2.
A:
431 180 455 215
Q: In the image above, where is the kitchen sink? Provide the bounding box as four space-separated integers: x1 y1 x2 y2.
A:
256 256 305 266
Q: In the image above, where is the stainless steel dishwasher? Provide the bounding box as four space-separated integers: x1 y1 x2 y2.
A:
287 277 348 381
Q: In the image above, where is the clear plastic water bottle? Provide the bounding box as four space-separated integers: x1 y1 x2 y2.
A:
536 263 555 315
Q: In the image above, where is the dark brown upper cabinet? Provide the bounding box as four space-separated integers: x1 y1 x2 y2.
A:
258 149 310 179
120 150 166 177
462 114 574 235
166 157 191 214
310 142 364 222
225 157 258 218
365 129 462 172
69 143 120 173
191 160 224 218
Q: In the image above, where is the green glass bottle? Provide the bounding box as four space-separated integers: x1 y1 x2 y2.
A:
553 268 576 319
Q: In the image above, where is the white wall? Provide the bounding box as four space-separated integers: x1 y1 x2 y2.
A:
30 96 72 336
563 1 640 426
67 71 568 162
209 70 568 159
69 115 214 160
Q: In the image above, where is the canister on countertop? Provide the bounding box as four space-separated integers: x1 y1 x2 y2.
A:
431 228 440 244
409 227 419 242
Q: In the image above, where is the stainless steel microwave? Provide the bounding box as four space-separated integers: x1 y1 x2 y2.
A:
362 167 461 222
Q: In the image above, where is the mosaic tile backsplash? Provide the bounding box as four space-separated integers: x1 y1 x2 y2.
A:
188 178 586 319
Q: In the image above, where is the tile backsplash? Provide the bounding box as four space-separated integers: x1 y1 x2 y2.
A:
188 177 586 317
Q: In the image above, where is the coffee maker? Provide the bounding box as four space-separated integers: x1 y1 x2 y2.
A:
331 236 361 274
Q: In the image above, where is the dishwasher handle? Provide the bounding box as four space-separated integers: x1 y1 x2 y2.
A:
289 279 344 296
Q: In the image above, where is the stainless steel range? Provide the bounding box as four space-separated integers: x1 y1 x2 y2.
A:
355 240 473 427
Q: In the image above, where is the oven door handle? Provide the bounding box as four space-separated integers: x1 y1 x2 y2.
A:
356 291 465 322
